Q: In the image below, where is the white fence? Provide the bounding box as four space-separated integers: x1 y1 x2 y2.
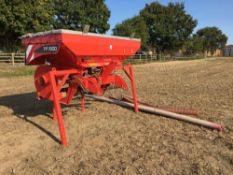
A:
0 53 202 66
0 53 161 66
0 53 25 66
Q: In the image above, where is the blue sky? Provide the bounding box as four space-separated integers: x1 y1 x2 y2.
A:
105 0 233 44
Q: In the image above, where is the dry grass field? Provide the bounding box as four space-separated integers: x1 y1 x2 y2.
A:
0 58 232 175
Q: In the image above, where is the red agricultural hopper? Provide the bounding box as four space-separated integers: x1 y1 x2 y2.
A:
21 29 141 146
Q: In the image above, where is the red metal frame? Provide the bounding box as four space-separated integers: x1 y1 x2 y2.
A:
21 30 141 146
34 63 139 146
49 71 67 146
123 64 138 113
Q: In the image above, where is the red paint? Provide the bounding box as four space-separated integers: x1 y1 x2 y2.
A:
49 70 68 146
212 124 223 131
123 64 138 113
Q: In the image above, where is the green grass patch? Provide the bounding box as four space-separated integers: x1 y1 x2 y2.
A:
123 59 158 65
124 56 204 65
0 66 35 77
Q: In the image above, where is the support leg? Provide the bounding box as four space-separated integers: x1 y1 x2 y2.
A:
64 84 77 104
124 64 138 113
81 94 85 112
52 105 57 121
49 71 68 146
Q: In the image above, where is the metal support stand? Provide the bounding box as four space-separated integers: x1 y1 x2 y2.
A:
123 64 138 113
49 69 68 146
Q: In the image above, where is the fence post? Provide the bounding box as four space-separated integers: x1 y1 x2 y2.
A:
12 53 15 66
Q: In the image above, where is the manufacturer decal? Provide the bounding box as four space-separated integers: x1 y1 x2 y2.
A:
35 44 59 53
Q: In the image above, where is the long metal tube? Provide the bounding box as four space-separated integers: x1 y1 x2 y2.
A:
86 94 223 131
121 95 199 116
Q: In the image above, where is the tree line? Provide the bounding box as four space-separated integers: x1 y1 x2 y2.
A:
113 2 228 56
0 0 228 55
0 0 110 51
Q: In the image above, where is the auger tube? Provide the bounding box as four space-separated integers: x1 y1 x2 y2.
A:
86 94 223 131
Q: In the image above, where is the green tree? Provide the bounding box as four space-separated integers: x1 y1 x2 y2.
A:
140 2 197 53
0 0 54 51
0 0 111 51
54 0 110 33
183 35 204 56
196 27 228 54
113 16 149 50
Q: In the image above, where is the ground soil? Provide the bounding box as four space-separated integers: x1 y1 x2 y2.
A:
0 58 232 175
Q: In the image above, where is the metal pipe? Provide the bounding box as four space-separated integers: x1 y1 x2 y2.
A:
121 95 199 116
86 94 223 131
